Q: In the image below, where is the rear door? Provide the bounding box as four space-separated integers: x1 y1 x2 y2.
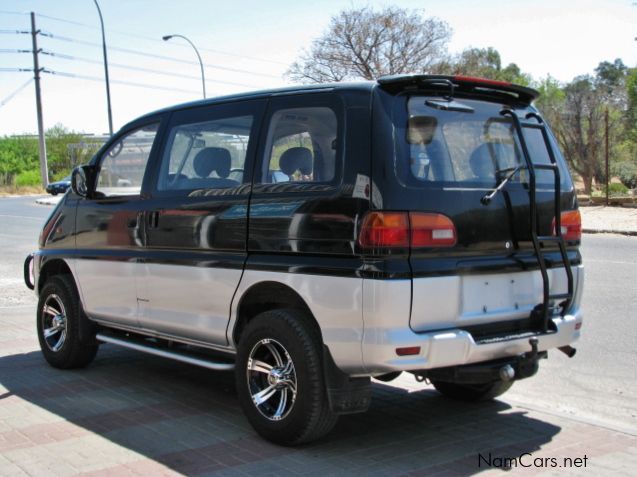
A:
373 91 580 332
138 99 266 345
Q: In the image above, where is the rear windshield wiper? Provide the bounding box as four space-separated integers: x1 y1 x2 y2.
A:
480 165 523 205
425 99 474 113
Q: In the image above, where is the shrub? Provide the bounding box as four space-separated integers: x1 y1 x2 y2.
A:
596 183 630 196
614 161 637 189
52 170 72 181
15 169 42 187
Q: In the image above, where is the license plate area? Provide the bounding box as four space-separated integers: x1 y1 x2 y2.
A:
461 271 540 321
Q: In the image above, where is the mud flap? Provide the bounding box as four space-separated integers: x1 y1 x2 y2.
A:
323 346 371 415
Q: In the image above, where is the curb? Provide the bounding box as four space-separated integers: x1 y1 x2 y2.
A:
583 228 637 237
35 196 62 206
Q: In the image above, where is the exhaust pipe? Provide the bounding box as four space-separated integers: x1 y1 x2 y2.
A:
558 345 577 358
499 364 515 382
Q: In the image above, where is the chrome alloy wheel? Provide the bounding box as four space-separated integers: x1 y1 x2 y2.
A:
41 294 67 352
246 338 297 421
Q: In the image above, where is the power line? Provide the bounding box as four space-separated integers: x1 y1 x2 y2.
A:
0 78 34 109
40 31 281 79
0 67 32 72
0 29 30 34
41 68 203 95
0 49 32 54
0 10 28 16
33 11 289 66
40 49 261 89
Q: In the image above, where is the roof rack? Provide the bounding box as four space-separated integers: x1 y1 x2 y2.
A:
377 74 540 103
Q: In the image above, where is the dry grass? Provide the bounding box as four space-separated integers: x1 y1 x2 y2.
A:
0 185 45 196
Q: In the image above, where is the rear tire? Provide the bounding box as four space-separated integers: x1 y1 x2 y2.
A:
235 309 337 445
37 275 98 369
432 380 513 401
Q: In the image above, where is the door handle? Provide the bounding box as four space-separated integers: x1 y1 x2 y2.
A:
148 211 160 229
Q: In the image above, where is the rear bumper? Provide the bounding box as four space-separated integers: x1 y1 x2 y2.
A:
361 311 582 375
359 265 584 376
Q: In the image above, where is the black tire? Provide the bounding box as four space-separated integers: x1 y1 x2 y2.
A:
235 309 337 445
432 379 513 402
37 275 98 369
50 191 58 196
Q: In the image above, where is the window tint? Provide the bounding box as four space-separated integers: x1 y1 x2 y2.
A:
442 119 519 185
158 115 253 192
521 126 557 185
261 107 337 184
96 123 158 197
401 97 569 188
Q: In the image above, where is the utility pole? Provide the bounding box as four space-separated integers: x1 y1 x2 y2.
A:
93 0 113 135
605 108 610 206
30 12 48 187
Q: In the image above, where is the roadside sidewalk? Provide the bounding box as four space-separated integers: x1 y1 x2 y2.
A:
580 205 637 236
1 306 636 477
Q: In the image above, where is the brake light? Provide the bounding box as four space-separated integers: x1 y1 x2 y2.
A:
358 212 457 248
358 212 409 248
410 212 457 247
553 210 582 241
454 75 512 87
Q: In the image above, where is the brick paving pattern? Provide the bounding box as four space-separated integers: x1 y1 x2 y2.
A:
1 306 635 476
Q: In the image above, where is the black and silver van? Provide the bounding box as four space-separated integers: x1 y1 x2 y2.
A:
25 75 584 445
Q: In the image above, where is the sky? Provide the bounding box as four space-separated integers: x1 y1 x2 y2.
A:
0 0 636 135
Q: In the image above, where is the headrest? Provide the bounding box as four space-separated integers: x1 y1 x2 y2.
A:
469 143 497 179
193 147 231 178
279 147 313 177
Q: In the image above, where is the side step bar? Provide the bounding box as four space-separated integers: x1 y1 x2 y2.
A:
96 333 235 371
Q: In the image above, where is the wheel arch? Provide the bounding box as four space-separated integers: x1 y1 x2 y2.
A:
38 258 74 294
231 280 322 347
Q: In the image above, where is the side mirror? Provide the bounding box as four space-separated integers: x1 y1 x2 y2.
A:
71 165 96 198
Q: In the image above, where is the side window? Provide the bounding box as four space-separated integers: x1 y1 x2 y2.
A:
261 107 337 184
96 123 159 197
158 115 253 192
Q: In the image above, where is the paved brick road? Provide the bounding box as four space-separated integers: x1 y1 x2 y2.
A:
1 305 635 477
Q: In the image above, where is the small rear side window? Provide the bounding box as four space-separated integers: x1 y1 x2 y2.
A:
260 107 338 184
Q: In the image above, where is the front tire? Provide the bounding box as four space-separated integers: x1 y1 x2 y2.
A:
432 379 513 401
37 275 98 369
235 309 337 445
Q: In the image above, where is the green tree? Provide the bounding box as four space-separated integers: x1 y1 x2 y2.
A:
439 47 532 85
625 68 637 140
0 136 39 185
45 123 84 178
287 6 451 82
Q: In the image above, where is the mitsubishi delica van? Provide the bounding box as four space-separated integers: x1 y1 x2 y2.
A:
24 75 584 445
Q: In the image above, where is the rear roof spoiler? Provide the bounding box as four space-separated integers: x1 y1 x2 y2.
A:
377 74 540 104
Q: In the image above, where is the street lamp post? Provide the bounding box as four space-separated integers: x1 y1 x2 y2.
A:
93 0 113 136
162 34 206 99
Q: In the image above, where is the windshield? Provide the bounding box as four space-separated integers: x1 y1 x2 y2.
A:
397 96 572 190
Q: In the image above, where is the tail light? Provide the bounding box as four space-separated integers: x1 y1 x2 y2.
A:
358 212 409 248
553 210 582 241
410 213 457 247
359 211 457 249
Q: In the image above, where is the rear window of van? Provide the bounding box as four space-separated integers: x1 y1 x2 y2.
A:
396 97 572 190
